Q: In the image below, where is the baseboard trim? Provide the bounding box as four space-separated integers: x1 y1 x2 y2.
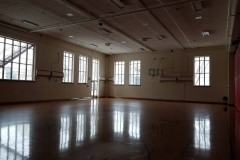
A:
107 96 225 105
0 97 92 105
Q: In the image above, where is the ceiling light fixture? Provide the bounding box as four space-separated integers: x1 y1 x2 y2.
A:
105 43 111 46
195 16 202 20
89 44 98 48
21 20 39 27
69 36 73 38
156 35 164 40
142 38 149 41
143 23 148 26
122 41 126 44
66 13 74 17
192 1 203 12
110 0 125 9
202 31 210 37
99 29 111 35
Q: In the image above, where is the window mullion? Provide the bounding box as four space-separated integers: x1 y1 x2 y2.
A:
79 58 81 83
64 54 66 82
199 58 200 86
18 42 21 80
68 55 70 82
69 55 70 82
2 38 5 79
204 57 205 86
118 63 120 84
10 41 13 80
25 44 28 80
133 62 135 85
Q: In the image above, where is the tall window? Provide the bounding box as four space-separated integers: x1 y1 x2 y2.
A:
129 60 141 85
63 51 74 83
79 55 87 83
194 56 210 86
0 35 35 81
114 61 125 85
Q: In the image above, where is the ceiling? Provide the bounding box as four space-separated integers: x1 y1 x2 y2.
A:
0 0 229 54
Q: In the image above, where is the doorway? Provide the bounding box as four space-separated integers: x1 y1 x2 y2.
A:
91 59 99 98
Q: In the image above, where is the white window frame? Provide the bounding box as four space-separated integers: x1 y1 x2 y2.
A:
78 55 88 84
129 60 141 85
194 56 210 86
63 51 74 83
0 35 35 81
114 61 125 85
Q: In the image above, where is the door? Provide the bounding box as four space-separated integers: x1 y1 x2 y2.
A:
91 59 99 98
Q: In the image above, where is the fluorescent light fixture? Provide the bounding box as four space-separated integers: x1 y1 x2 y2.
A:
202 31 210 36
21 20 38 27
89 44 98 48
156 35 163 40
66 13 74 17
143 23 148 26
105 43 111 46
99 29 111 35
142 38 149 41
195 16 202 20
69 36 73 38
122 41 126 44
192 1 203 12
110 0 125 9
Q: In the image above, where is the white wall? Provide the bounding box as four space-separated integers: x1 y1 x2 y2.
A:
107 46 228 103
0 25 106 103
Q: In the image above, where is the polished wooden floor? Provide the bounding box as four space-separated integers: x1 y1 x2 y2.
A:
0 98 231 160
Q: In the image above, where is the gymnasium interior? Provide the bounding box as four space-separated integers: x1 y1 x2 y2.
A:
0 0 240 159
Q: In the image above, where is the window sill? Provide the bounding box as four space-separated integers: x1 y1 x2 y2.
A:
78 83 87 84
62 82 74 84
0 79 35 82
129 85 141 86
193 86 211 87
114 84 125 86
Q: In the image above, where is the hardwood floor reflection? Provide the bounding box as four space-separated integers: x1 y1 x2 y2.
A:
0 98 232 160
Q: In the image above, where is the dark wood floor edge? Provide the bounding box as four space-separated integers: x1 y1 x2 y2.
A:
0 97 92 105
107 96 224 105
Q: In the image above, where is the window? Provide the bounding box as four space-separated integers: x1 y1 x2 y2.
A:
129 60 141 85
0 35 35 81
63 51 74 83
194 56 210 86
114 61 125 85
79 55 87 83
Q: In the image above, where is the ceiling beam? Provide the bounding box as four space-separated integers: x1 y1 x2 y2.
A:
138 0 185 49
158 0 193 48
31 0 203 32
0 21 29 33
50 0 155 52
9 0 134 53
226 0 239 53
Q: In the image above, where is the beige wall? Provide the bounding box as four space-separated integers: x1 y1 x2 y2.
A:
0 25 230 104
107 46 228 103
0 25 106 103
